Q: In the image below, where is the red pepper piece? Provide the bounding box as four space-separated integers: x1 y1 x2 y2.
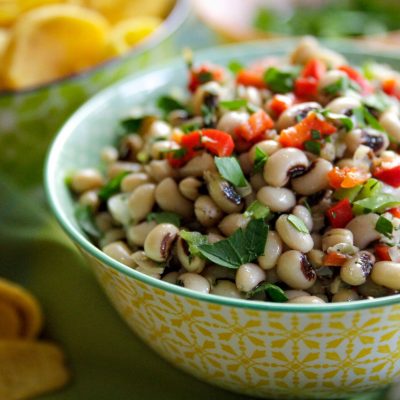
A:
235 110 274 141
188 64 224 93
326 198 354 228
302 59 326 80
236 70 266 89
388 207 400 218
294 77 319 98
338 65 373 95
373 165 400 188
268 94 293 116
374 244 392 261
201 129 234 157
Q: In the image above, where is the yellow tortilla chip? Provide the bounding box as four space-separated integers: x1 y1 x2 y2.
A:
2 4 109 89
0 341 69 400
0 278 43 339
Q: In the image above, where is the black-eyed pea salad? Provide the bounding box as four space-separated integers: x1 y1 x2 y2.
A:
68 38 400 304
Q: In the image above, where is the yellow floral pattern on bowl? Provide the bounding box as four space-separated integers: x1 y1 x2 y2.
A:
85 251 400 399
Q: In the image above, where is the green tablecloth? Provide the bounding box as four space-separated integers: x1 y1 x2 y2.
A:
0 13 397 400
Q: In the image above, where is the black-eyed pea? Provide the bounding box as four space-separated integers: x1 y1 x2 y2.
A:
318 70 348 93
108 162 142 178
218 213 250 237
178 273 210 293
249 140 281 163
155 178 193 218
292 205 313 232
326 96 361 114
127 221 157 247
128 183 156 222
276 102 322 131
79 190 100 211
284 290 311 300
346 213 380 249
192 81 223 115
100 229 126 248
329 276 348 295
277 250 316 290
291 159 333 195
101 146 119 163
332 289 360 302
307 249 324 269
195 195 223 227
70 169 103 193
237 85 262 106
202 265 236 286
265 267 280 284
235 263 266 293
250 173 267 191
311 233 322 249
216 111 249 138
238 152 252 175
322 228 353 251
150 140 180 160
346 128 389 155
371 261 400 290
176 237 206 273
204 171 243 213
340 251 375 286
358 277 392 298
276 214 314 253
121 173 150 192
244 192 257 208
144 223 179 262
95 212 114 232
146 120 171 140
379 110 400 143
289 295 325 304
107 193 131 225
145 160 177 182
257 186 296 213
258 231 283 270
179 177 202 201
162 271 179 284
102 241 134 267
207 232 225 244
263 148 309 187
131 251 165 279
211 280 243 299
180 153 216 178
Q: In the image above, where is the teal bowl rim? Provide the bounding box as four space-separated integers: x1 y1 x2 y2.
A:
0 0 190 97
45 38 400 313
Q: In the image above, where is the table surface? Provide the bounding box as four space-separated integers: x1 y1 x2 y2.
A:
0 10 399 400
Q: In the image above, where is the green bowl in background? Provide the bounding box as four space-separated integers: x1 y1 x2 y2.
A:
0 0 190 191
46 39 400 399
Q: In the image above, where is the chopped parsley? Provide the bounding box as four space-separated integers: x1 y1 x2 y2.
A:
244 201 270 220
263 67 297 93
75 205 101 239
98 171 129 201
219 99 248 110
120 116 146 133
375 216 393 238
253 146 268 173
228 60 244 74
304 140 321 155
287 214 309 233
157 95 187 116
215 157 249 187
246 282 288 302
147 212 182 227
179 231 209 257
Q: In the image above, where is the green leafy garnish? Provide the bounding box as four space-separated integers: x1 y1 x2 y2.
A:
120 116 146 133
219 99 248 110
198 70 213 83
375 216 393 238
98 171 129 201
163 147 187 160
323 77 350 95
181 121 201 133
201 103 215 127
321 110 354 131
311 129 321 140
357 178 382 200
75 205 101 239
363 92 391 112
334 185 363 202
157 95 187 116
263 67 297 93
180 231 209 257
246 282 288 302
353 194 400 215
353 106 385 132
287 214 309 233
244 201 270 220
253 146 268 173
147 212 181 227
228 60 244 74
197 219 269 269
304 140 321 155
215 157 249 187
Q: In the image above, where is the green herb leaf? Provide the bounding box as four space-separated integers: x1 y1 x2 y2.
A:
321 110 354 131
363 107 385 132
363 92 391 112
201 103 215 127
304 140 321 155
219 99 248 110
311 129 321 139
357 178 382 200
253 146 268 173
323 77 349 95
181 121 201 133
120 116 146 133
215 157 249 187
98 171 129 201
246 282 288 302
288 214 309 233
375 216 393 238
75 205 101 239
353 194 400 215
334 185 363 202
228 60 244 74
163 147 187 160
198 219 269 269
263 67 297 93
180 230 209 257
147 212 182 227
157 95 187 115
244 200 270 220
198 70 213 83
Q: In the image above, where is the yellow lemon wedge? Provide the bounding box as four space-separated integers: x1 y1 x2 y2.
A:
106 16 162 57
2 4 109 90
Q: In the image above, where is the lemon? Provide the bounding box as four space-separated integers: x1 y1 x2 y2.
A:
2 4 109 90
106 16 162 57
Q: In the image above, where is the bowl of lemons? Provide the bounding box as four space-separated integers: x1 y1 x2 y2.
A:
0 0 189 190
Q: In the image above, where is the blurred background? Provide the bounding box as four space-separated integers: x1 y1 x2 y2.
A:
1 1 400 399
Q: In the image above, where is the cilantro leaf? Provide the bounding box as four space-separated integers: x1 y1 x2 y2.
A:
98 171 129 201
263 67 297 93
120 116 146 133
180 230 209 257
215 157 249 187
323 77 349 95
353 194 400 215
287 214 309 233
157 95 187 115
147 212 181 227
198 219 269 269
75 205 101 239
244 200 270 220
253 146 268 173
375 216 393 238
304 140 321 155
321 110 354 131
228 60 244 74
357 178 382 200
246 282 288 302
219 99 248 110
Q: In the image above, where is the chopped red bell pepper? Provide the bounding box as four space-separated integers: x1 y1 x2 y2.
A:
302 59 326 80
388 207 400 218
188 64 224 93
279 112 336 149
294 77 319 98
236 70 266 89
180 131 202 151
373 165 400 188
375 244 392 261
382 78 400 99
326 198 354 228
338 65 373 95
268 94 293 116
201 129 234 157
323 252 348 267
235 110 274 141
328 167 371 189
